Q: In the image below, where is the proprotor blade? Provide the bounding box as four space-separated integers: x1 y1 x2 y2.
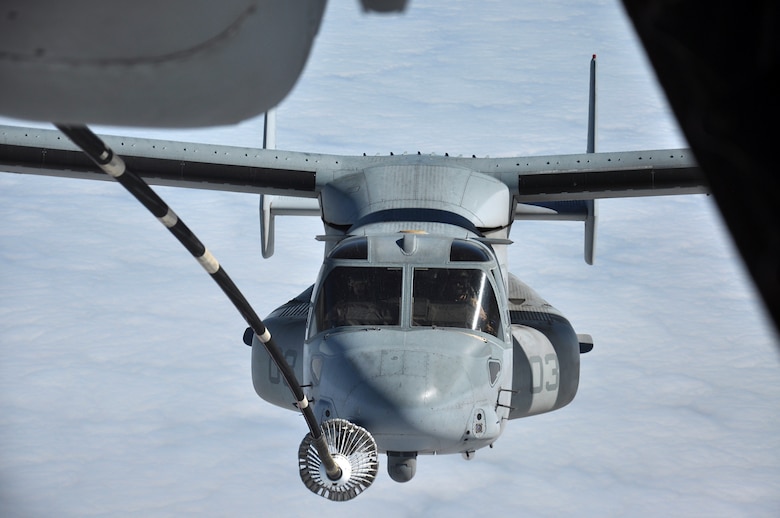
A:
299 419 379 502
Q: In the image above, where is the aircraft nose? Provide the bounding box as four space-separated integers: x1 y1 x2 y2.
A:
312 335 502 454
356 348 469 407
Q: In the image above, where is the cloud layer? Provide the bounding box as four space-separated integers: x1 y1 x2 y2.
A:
1 2 778 516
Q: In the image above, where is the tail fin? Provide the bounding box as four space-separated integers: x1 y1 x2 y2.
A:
584 55 598 265
260 110 277 258
263 109 276 150
258 110 320 258
587 55 597 154
511 56 599 265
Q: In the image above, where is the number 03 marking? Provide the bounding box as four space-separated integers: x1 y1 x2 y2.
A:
530 354 559 393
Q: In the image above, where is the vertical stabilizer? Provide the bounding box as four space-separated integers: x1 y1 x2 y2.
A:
584 55 598 265
263 109 277 150
260 110 277 258
258 111 321 258
587 55 597 154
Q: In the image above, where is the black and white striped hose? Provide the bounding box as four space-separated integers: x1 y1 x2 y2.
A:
55 124 342 482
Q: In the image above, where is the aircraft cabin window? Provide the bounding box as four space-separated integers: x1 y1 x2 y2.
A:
412 268 501 337
329 237 368 260
449 240 491 262
314 266 402 331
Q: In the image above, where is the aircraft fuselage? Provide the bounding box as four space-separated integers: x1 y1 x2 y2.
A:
251 202 582 480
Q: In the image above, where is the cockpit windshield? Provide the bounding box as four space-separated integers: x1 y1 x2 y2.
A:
412 268 500 337
312 266 501 337
314 266 402 332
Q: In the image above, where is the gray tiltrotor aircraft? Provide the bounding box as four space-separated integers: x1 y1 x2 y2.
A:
0 4 705 501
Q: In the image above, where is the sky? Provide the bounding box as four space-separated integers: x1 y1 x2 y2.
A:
1 1 779 517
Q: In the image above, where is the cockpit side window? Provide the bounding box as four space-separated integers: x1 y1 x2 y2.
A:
412 268 501 337
314 266 402 332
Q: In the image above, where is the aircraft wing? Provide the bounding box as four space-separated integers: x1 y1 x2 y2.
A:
1 125 705 201
0 125 321 198
476 148 705 201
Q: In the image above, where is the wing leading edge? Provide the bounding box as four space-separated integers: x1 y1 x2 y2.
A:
1 125 705 201
0 125 320 197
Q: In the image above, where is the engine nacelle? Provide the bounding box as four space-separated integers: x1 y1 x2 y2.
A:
250 288 311 410
508 316 580 419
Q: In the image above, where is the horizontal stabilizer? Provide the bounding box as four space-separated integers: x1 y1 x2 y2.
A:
515 200 591 221
514 200 598 265
260 195 321 258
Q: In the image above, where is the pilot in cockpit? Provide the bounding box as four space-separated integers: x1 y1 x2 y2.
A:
444 270 497 336
326 274 391 327
447 271 475 302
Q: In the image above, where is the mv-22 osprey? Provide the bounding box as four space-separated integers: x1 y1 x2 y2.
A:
0 36 706 500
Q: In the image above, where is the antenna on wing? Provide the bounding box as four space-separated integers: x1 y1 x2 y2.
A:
584 55 598 265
